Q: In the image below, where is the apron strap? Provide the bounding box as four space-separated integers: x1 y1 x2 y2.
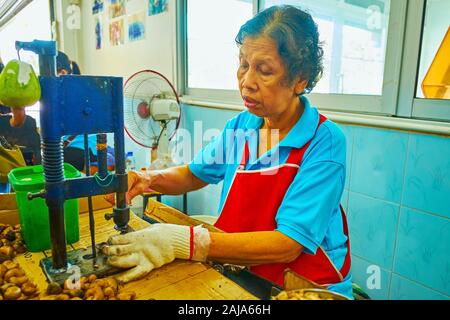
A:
241 114 328 167
63 135 77 148
286 114 328 165
239 141 250 168
285 141 311 165
338 204 352 280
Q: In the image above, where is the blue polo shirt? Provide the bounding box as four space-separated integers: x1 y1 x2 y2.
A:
189 95 353 299
63 134 98 156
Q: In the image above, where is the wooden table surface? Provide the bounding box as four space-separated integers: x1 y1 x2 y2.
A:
3 196 257 300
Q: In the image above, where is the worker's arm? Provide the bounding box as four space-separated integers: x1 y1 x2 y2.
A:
129 168 304 264
208 231 303 265
106 165 208 205
149 164 208 195
10 107 26 127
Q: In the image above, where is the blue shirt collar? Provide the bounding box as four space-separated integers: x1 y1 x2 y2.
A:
243 95 319 149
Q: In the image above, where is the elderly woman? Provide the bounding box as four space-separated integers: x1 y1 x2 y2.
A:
104 5 352 298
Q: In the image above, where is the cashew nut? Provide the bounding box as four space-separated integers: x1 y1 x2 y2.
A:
2 260 18 270
56 294 70 300
4 268 25 282
1 246 14 257
9 275 28 286
0 264 7 278
105 277 118 291
88 274 97 282
21 282 38 296
65 289 83 298
46 282 63 295
103 287 115 297
117 291 136 300
84 286 104 300
4 285 21 300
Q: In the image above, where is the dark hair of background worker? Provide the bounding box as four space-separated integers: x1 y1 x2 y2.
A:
71 60 81 75
56 50 72 75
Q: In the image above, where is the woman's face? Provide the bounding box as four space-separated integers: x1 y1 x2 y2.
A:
237 36 305 119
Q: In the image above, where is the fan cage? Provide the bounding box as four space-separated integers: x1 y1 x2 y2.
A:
123 69 181 148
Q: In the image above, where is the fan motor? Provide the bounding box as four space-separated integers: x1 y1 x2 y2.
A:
137 101 150 119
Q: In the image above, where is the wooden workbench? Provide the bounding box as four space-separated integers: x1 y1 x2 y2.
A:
0 194 257 300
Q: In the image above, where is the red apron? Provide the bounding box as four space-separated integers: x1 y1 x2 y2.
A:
214 115 351 287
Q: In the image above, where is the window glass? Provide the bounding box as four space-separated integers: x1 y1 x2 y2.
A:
263 0 391 95
187 0 253 90
416 0 450 100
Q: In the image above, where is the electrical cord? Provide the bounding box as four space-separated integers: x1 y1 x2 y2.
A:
155 120 168 146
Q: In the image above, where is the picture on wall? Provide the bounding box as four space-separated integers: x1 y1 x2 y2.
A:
148 0 168 16
95 16 102 49
109 0 126 19
128 12 145 42
92 0 104 14
109 19 124 46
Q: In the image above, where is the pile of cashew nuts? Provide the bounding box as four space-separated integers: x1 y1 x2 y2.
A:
0 223 137 300
44 274 136 300
0 260 39 300
0 224 37 300
0 224 27 263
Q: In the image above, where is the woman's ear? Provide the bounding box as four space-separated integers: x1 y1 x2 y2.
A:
294 79 308 95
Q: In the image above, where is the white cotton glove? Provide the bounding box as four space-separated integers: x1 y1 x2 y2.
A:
102 223 211 283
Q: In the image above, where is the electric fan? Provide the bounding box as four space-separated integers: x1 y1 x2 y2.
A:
123 70 181 169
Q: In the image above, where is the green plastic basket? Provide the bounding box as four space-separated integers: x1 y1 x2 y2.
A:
8 163 81 252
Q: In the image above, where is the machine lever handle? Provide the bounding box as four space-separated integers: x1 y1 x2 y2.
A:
104 213 114 220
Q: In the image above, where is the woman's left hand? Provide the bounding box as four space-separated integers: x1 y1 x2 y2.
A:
102 224 211 283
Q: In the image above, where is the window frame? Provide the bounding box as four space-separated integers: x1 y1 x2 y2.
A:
308 0 406 116
177 0 450 124
397 0 450 122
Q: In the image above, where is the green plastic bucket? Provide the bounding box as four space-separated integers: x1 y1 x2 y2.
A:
8 163 81 252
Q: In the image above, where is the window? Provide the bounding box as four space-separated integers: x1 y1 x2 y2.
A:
263 0 391 96
181 0 404 115
187 0 253 91
0 0 52 124
396 0 450 121
180 0 449 123
416 0 449 100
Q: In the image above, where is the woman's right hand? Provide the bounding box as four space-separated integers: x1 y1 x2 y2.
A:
104 170 152 205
